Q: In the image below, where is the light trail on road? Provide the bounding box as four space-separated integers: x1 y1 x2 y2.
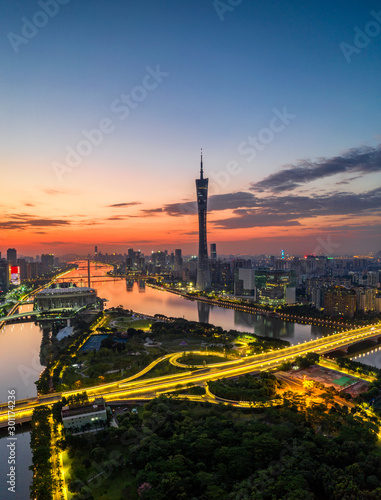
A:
0 322 380 427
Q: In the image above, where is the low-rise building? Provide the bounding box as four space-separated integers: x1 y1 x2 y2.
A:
61 398 107 433
34 283 97 311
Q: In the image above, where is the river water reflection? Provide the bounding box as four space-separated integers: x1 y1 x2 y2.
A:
0 261 375 497
59 262 333 345
0 306 43 500
0 304 43 402
351 348 381 370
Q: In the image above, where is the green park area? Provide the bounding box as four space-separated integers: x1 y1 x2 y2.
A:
31 307 381 499
62 443 138 500
42 312 291 394
0 302 13 318
107 315 152 331
177 353 227 366
50 386 381 500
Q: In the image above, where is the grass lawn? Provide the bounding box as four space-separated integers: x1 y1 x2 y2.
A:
158 337 206 350
89 467 138 500
179 354 227 365
111 317 152 331
63 442 138 500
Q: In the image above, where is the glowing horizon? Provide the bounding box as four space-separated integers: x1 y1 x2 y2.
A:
1 1 380 257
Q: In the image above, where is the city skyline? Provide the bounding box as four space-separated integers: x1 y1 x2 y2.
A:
1 1 381 256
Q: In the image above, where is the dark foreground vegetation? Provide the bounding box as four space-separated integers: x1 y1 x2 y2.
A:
209 372 280 402
150 318 290 350
29 407 53 500
60 391 381 500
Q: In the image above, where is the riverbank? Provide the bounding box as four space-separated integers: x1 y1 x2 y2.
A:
147 283 352 329
0 265 77 331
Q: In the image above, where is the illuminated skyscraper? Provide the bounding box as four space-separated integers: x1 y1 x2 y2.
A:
196 151 211 290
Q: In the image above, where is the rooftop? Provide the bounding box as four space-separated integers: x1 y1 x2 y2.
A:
62 398 106 418
37 286 96 296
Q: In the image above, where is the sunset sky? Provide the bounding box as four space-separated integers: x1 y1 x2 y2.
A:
1 0 381 257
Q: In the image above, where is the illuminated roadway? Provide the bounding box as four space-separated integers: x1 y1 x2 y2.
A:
0 268 75 329
1 322 380 427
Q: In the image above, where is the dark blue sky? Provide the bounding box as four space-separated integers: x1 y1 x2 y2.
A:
1 0 381 254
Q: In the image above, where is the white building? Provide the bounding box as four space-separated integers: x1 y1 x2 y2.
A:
61 398 107 433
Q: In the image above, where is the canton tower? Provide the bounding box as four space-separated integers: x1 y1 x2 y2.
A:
196 150 211 290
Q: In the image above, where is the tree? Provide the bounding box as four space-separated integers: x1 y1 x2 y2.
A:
91 447 107 462
68 479 84 493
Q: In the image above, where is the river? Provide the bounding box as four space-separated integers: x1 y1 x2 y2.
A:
0 261 377 498
0 304 43 499
61 261 333 344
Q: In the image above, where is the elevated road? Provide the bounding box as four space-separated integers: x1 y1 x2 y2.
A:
4 308 80 322
4 310 40 321
1 322 380 427
0 267 76 329
323 332 381 354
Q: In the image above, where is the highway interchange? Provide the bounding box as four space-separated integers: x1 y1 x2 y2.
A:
1 321 380 427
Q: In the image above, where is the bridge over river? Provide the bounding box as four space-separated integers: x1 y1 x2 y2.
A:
3 308 77 322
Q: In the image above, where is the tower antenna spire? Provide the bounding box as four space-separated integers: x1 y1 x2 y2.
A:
200 148 203 179
195 148 211 290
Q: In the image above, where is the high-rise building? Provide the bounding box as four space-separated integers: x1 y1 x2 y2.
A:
7 248 17 266
210 243 217 261
151 251 167 270
17 258 27 280
196 151 211 290
324 286 356 318
254 269 296 306
356 287 377 313
41 254 55 268
234 268 256 299
0 259 10 293
174 249 183 274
